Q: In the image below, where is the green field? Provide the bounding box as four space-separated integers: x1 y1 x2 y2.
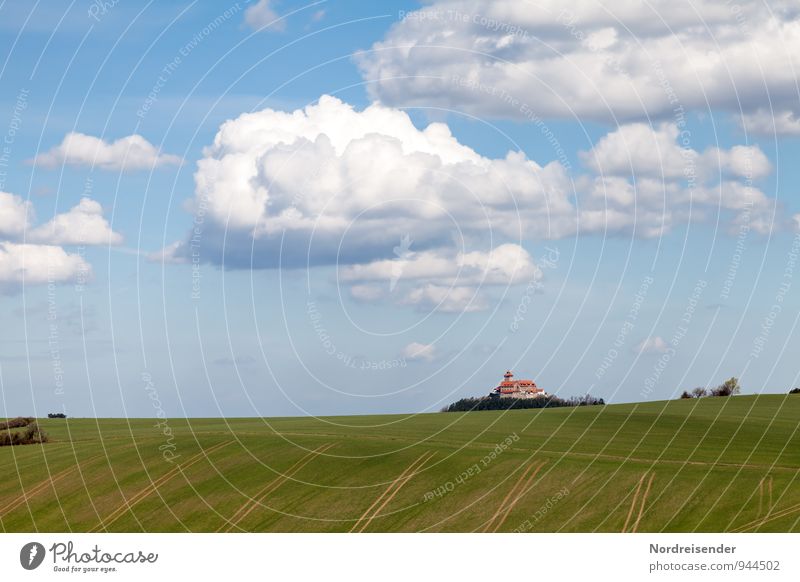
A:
1 395 799 532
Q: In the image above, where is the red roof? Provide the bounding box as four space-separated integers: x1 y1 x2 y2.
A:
493 371 542 394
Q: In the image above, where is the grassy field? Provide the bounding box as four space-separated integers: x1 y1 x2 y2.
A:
1 394 799 532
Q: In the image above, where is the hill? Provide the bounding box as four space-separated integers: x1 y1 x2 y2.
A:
1 394 798 532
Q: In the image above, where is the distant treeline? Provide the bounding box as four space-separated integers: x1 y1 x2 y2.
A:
0 417 48 447
48 413 67 418
442 394 605 413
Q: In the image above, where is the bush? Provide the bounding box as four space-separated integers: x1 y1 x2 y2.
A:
0 417 35 430
0 418 48 447
790 388 800 395
23 423 48 444
680 391 692 399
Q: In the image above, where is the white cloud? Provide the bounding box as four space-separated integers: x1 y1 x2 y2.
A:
582 123 771 181
32 132 182 171
741 109 800 137
635 336 670 355
29 198 123 246
178 95 576 270
581 123 692 179
0 192 119 291
0 242 90 288
357 0 800 122
401 342 437 361
162 97 784 297
710 146 772 180
0 192 34 237
244 0 285 31
578 124 777 237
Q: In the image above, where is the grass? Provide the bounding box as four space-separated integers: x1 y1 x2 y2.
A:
1 394 798 532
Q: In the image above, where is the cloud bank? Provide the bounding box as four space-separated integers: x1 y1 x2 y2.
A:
356 0 800 123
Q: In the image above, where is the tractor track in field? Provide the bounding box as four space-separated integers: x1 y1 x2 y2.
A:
731 496 800 532
482 460 547 533
90 440 233 532
757 475 774 518
219 443 336 533
629 472 655 533
350 451 436 533
0 454 107 519
621 472 648 533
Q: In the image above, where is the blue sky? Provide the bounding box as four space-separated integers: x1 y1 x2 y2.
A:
1 0 799 418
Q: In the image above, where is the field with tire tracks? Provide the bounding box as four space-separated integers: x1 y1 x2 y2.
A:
1 395 798 532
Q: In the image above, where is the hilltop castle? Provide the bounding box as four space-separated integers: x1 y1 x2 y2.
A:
490 371 547 399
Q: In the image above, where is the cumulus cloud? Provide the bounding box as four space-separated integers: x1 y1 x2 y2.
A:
581 123 694 179
167 95 575 270
0 242 90 289
578 123 777 237
158 96 783 312
401 342 437 361
32 132 182 171
635 336 670 355
0 192 34 237
0 192 118 291
29 198 123 246
710 146 772 180
582 124 771 182
357 0 800 122
243 0 285 31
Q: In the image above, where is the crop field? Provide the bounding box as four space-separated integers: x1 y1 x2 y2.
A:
1 395 799 532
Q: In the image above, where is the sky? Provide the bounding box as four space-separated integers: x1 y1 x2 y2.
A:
1 0 799 418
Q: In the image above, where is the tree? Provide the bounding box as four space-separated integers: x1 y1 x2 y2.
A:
790 388 800 395
680 391 692 399
710 377 741 397
691 387 707 399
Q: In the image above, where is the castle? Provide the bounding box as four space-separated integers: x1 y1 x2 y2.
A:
490 371 547 399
